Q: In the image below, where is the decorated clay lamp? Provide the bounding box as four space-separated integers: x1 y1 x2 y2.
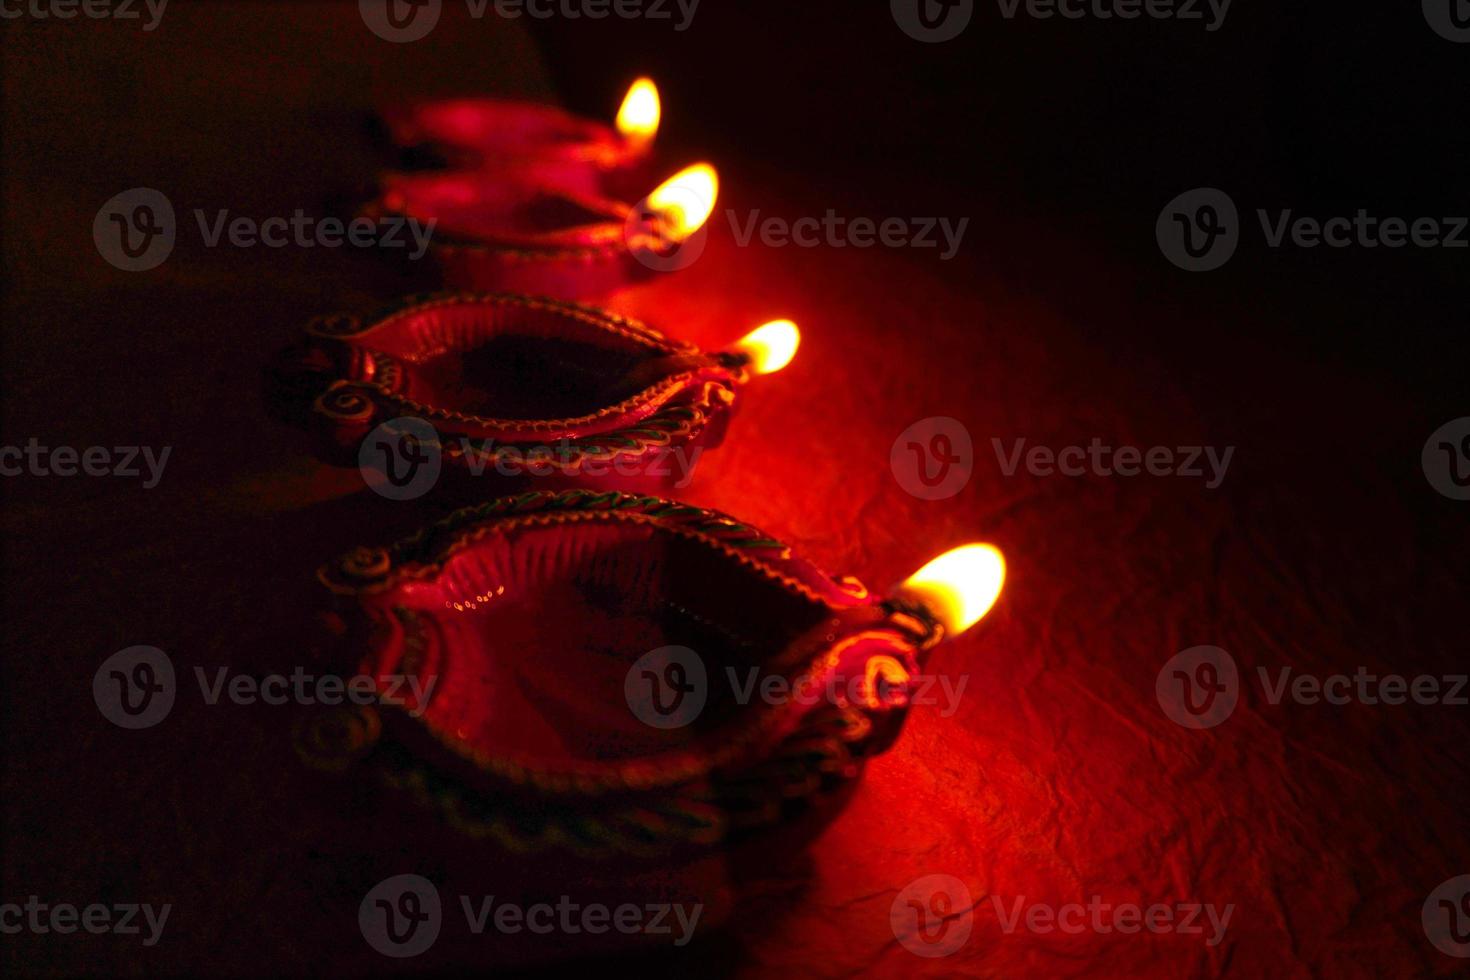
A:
301 489 1007 861
269 292 797 495
367 161 717 299
380 77 662 196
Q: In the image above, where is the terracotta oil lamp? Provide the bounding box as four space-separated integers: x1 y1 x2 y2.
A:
268 292 798 496
366 162 717 299
302 489 1007 857
380 77 662 196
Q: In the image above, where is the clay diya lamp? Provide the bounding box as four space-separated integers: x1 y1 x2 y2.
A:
367 161 717 299
300 490 1005 917
268 292 798 496
379 77 661 197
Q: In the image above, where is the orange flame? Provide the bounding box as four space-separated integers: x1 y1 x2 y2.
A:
615 78 660 146
643 163 718 241
734 319 800 375
896 543 1006 636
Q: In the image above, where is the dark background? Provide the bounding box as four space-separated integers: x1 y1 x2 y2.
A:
3 1 1469 976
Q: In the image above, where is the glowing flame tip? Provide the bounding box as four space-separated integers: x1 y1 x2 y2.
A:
616 77 660 144
644 162 718 241
735 319 800 375
897 543 1005 636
